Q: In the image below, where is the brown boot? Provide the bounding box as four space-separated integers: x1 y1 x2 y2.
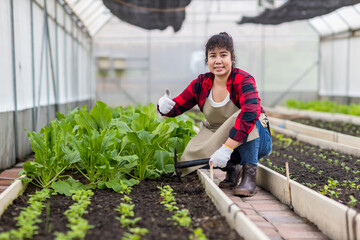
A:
233 164 257 196
218 161 242 189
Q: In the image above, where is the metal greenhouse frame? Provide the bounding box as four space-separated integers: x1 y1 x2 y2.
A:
0 0 110 169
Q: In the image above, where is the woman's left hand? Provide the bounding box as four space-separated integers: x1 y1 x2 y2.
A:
209 145 233 168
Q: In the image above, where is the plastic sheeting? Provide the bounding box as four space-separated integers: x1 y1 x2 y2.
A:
309 3 360 36
0 0 92 112
64 0 112 36
94 0 319 107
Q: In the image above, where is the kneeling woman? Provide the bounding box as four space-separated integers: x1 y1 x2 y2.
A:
157 32 272 197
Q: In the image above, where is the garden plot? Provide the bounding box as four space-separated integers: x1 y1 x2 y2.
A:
0 102 245 240
291 118 360 137
0 173 240 240
262 132 360 211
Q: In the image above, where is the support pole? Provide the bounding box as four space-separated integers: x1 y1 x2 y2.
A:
64 8 68 111
44 0 59 116
10 0 18 158
285 161 293 209
36 9 47 132
336 11 352 105
260 25 265 101
89 38 93 109
55 0 60 113
30 0 36 132
321 16 335 101
306 20 322 101
147 31 151 104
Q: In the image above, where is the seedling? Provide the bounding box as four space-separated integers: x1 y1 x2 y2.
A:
0 189 52 240
190 228 208 240
305 183 317 188
170 209 192 228
55 189 94 240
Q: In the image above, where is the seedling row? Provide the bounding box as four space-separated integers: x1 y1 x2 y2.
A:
262 132 360 210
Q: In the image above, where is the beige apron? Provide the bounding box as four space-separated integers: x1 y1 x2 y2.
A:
180 97 259 176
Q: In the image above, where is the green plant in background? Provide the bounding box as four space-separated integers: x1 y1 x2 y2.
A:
184 111 206 128
286 99 360 116
275 134 293 148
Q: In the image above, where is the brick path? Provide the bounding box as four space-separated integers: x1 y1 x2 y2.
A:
207 169 330 240
0 162 25 194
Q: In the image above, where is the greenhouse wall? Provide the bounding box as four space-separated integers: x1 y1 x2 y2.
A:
0 0 94 170
94 0 319 109
319 34 360 104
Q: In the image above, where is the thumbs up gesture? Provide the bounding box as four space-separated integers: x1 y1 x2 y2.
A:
158 89 175 115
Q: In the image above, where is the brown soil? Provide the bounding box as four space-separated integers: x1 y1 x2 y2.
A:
263 133 360 211
292 117 360 137
0 173 242 240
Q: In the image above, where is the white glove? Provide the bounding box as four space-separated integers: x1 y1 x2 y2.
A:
158 89 175 115
209 145 233 168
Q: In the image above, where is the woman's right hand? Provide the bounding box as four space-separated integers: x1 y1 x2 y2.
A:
158 89 175 115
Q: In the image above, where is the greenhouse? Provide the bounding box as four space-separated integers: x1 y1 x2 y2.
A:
1 0 360 239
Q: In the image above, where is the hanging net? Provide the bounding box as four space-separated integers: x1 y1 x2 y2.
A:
102 0 192 32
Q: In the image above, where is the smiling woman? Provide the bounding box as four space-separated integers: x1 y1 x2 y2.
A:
156 32 273 198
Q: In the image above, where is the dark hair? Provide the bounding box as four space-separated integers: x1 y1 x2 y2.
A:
205 32 235 66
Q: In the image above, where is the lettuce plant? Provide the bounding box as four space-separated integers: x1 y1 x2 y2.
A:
22 101 196 192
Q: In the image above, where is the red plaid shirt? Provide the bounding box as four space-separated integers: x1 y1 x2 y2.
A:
159 68 264 143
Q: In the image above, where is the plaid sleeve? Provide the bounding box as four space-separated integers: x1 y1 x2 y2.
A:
229 76 261 143
158 79 199 117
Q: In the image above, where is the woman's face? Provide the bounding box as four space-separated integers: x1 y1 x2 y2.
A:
207 48 232 79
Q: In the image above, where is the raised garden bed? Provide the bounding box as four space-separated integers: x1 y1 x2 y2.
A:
291 118 360 137
0 173 241 240
0 102 246 240
262 132 360 211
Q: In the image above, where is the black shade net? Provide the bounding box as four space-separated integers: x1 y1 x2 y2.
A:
102 0 192 32
239 0 360 25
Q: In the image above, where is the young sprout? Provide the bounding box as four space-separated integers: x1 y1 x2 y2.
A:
348 195 358 208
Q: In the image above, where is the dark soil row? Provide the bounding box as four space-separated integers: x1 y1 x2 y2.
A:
0 173 241 240
291 117 360 137
263 133 360 211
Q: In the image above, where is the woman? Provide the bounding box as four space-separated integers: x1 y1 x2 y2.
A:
157 32 272 197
